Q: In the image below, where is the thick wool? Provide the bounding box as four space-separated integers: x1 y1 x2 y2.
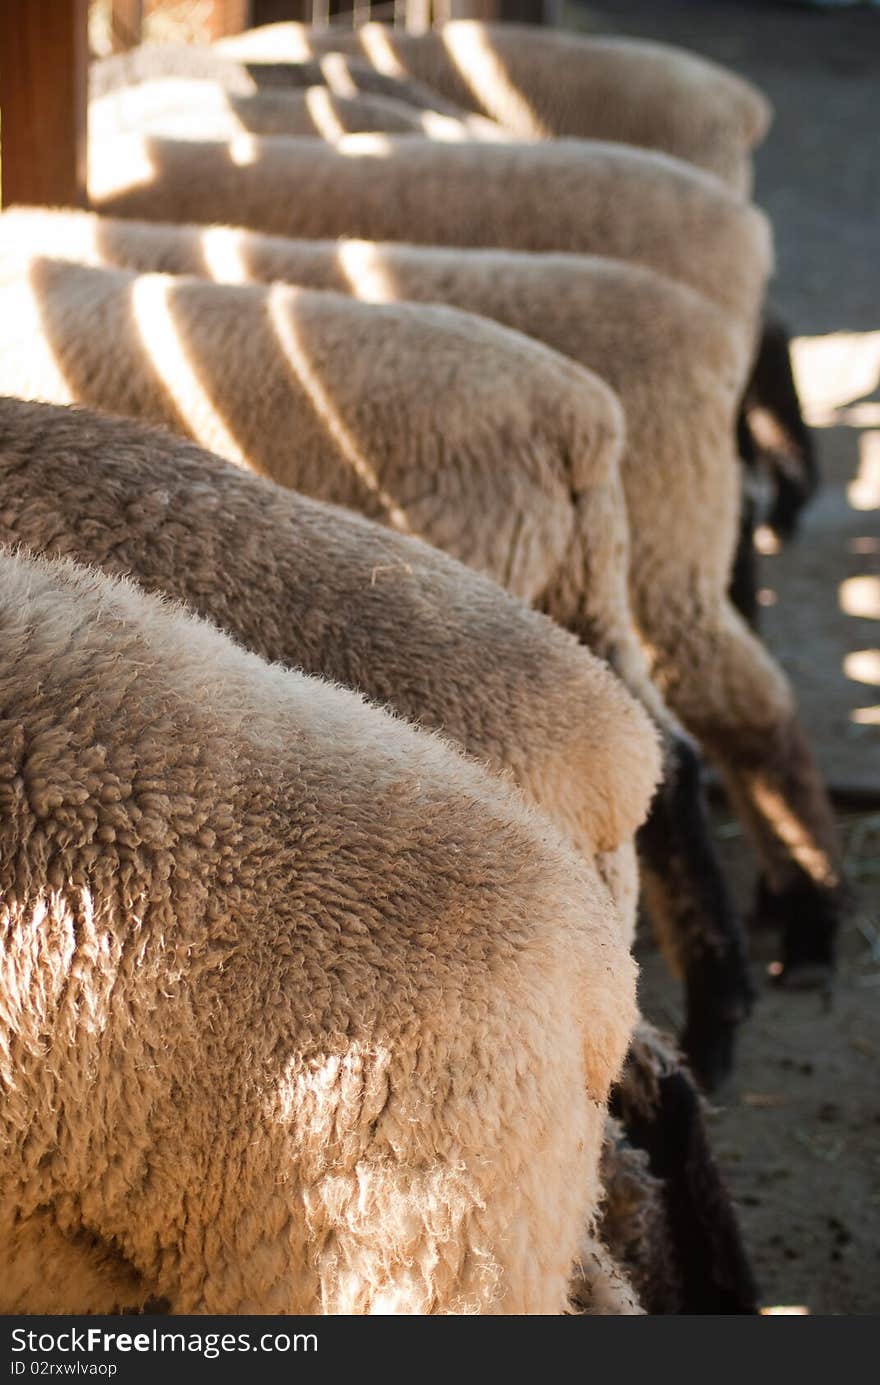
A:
0 212 841 982
90 77 500 144
0 396 658 873
86 132 773 336
0 399 752 1313
0 546 638 1315
216 20 771 192
92 42 504 138
0 239 764 1084
0 250 650 698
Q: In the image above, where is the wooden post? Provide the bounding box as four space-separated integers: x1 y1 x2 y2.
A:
250 0 310 22
111 0 144 52
441 0 548 19
206 1 253 39
0 0 89 209
445 0 502 19
497 0 548 21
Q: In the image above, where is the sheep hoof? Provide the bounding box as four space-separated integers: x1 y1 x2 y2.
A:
752 871 840 990
680 1015 739 1094
681 952 755 1092
771 960 834 996
763 467 816 546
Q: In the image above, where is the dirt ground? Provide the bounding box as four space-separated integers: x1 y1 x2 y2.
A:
577 0 880 1315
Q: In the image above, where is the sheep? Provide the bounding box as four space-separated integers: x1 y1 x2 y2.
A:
117 29 807 548
86 131 772 341
90 77 496 144
1 210 841 1019
0 393 756 1314
0 244 761 1088
0 393 656 901
215 20 771 194
237 20 808 545
86 126 780 560
92 41 503 134
0 543 639 1315
89 43 811 544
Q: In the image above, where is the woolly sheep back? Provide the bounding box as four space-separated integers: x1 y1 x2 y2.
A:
85 133 773 333
90 77 497 144
92 42 500 130
0 394 660 861
0 249 629 620
216 21 772 190
0 545 637 1315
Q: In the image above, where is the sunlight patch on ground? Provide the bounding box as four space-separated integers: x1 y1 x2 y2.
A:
791 330 880 427
840 576 880 621
848 431 880 511
844 649 880 688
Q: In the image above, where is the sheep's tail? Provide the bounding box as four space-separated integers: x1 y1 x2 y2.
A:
740 312 819 543
610 1023 759 1315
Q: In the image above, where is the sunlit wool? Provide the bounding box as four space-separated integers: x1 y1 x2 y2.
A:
216 20 771 193
0 210 842 985
0 545 638 1315
84 131 773 342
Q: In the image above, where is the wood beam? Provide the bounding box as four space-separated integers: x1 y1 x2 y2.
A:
0 0 89 209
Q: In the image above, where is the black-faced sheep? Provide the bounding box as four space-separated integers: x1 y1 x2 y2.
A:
215 20 771 194
0 543 640 1315
0 393 756 1314
0 246 758 1088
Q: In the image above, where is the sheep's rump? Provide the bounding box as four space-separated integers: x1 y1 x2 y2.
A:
0 545 636 1314
0 393 659 858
